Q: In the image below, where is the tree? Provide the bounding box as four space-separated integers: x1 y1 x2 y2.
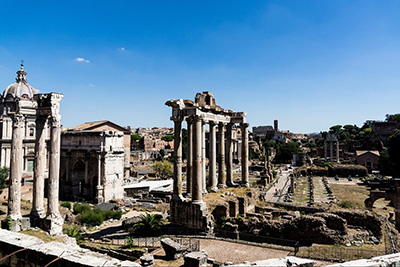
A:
387 130 400 177
129 213 165 236
0 167 9 189
152 161 173 179
131 134 142 141
163 135 173 142
386 114 400 123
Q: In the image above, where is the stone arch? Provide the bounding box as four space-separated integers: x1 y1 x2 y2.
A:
71 159 86 197
365 191 391 210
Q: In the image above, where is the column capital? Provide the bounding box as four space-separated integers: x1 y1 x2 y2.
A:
240 122 249 128
10 114 24 128
50 114 62 128
209 121 216 127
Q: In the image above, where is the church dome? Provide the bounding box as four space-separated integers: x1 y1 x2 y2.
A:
2 64 37 100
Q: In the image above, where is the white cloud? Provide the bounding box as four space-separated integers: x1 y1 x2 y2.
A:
120 47 126 51
75 57 90 63
89 83 96 88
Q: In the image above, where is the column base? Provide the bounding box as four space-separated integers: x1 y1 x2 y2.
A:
218 183 227 189
210 187 219 193
30 209 46 227
241 183 250 188
1 217 30 232
43 214 64 236
202 189 208 194
226 182 238 187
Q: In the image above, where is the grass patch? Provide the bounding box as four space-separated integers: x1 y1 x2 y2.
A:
330 183 369 210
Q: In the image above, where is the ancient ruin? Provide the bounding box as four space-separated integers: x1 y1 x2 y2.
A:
0 64 64 234
166 91 249 231
324 134 340 163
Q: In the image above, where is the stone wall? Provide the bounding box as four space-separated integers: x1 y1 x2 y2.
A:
170 199 213 232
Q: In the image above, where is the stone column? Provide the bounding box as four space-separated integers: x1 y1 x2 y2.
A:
218 123 226 188
330 142 333 161
186 119 193 195
201 121 207 193
324 141 327 161
336 141 340 163
192 116 203 204
31 115 47 219
7 114 24 221
226 123 234 186
173 118 183 200
96 153 104 203
45 93 64 235
241 123 249 187
208 121 218 191
47 115 62 217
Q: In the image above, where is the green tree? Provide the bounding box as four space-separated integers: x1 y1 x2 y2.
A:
152 161 173 179
0 167 9 189
131 134 142 141
387 130 400 177
386 114 400 123
163 135 174 142
129 213 165 236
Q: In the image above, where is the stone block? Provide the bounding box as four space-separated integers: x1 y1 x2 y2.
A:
161 238 186 260
1 217 30 232
228 200 238 218
140 253 155 266
43 215 64 235
184 251 207 267
212 204 228 223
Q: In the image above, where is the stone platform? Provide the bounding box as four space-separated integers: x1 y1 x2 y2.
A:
170 199 213 233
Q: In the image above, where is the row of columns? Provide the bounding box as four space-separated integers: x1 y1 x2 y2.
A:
172 115 249 204
7 93 63 233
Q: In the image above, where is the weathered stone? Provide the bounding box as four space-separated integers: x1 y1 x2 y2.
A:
228 200 238 218
161 238 186 260
237 196 247 216
140 253 155 266
184 251 207 267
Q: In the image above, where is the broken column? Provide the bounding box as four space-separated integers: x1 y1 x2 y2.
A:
241 123 249 187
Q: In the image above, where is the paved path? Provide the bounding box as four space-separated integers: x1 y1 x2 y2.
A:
265 168 292 202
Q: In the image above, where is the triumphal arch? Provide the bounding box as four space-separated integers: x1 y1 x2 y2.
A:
166 91 249 231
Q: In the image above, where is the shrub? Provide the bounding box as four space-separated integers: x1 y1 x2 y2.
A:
65 225 83 244
80 209 104 226
102 209 122 220
73 203 91 214
339 201 354 209
129 213 165 236
61 201 71 209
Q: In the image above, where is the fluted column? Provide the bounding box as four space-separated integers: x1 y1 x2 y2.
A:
8 114 24 221
226 123 234 186
173 118 183 200
209 121 218 191
47 114 62 218
192 116 203 203
201 121 207 193
218 122 226 188
186 119 193 195
31 115 47 219
330 142 333 161
241 123 249 187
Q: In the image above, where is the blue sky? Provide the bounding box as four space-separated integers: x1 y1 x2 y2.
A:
1 1 400 133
